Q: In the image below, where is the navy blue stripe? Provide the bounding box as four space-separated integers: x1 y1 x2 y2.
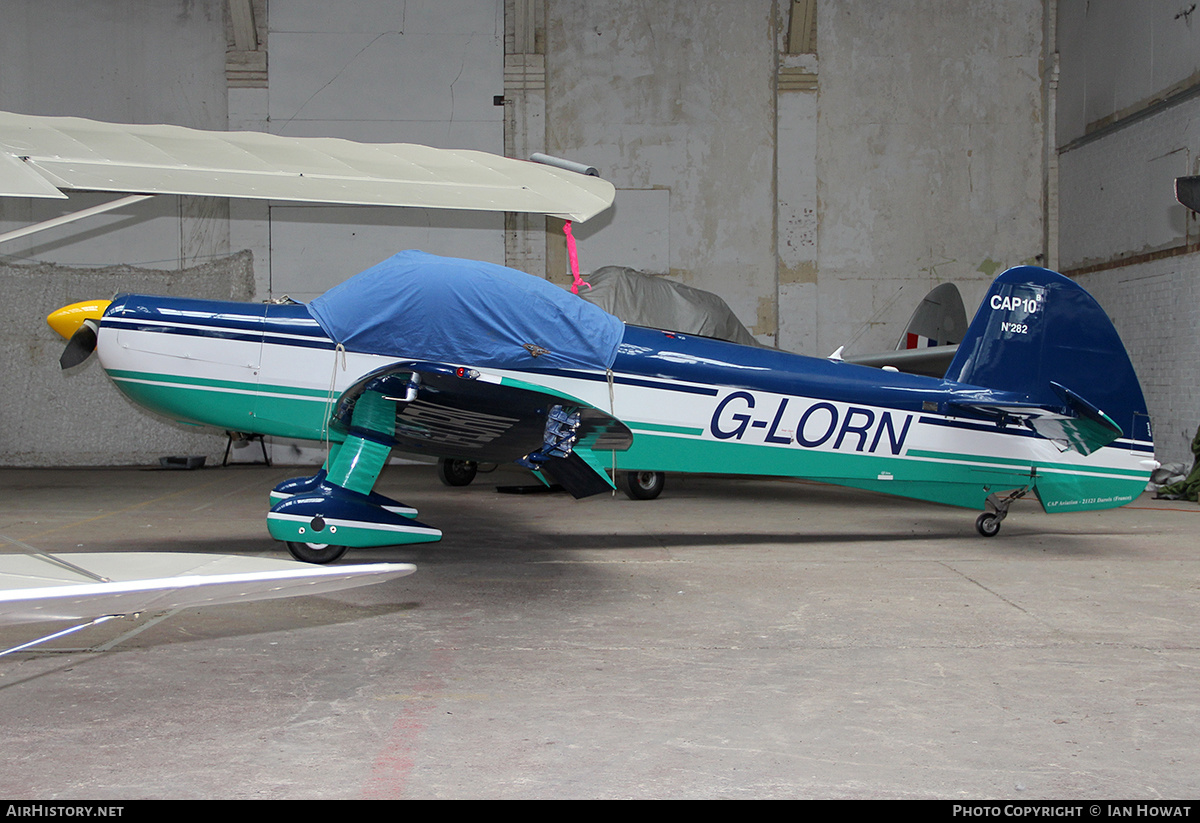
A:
105 296 328 338
103 317 338 351
262 332 337 350
102 319 262 346
1111 440 1156 454
109 310 266 335
264 321 328 335
520 367 720 397
918 414 1040 439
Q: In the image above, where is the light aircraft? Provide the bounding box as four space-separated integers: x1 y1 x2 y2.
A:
9 112 1159 565
44 251 1157 562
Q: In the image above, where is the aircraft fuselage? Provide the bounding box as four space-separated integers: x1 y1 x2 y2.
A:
96 293 1155 515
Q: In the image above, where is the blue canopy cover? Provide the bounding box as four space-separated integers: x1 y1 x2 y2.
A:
308 251 625 371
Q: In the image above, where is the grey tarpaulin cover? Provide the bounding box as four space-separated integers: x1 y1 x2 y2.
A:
577 266 760 347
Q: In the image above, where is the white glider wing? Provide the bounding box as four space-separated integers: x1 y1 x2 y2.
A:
0 552 414 626
0 110 614 222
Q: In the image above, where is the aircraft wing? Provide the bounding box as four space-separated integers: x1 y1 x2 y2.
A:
332 361 633 498
0 110 615 222
0 552 415 626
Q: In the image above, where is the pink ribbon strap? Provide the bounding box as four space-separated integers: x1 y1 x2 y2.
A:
563 221 590 295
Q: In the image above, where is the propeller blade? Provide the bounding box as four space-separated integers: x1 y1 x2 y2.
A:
59 319 98 370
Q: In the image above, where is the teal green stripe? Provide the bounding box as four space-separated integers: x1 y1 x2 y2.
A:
907 448 1149 478
108 369 329 399
615 431 1029 509
627 421 704 436
106 368 331 441
267 516 440 547
615 431 1148 513
907 448 1028 467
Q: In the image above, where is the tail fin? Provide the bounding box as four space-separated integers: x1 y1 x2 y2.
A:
945 266 1152 446
844 283 967 377
897 282 968 350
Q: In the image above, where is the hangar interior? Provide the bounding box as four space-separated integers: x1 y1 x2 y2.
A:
3 0 1198 469
2 0 1200 801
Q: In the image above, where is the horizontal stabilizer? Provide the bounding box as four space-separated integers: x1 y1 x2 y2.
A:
0 552 415 626
949 382 1122 456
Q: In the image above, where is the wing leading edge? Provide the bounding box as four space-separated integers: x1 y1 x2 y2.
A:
0 110 615 223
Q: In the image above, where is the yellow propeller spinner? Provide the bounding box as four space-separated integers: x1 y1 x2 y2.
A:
46 300 112 340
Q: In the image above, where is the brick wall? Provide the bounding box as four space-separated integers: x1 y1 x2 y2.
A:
1059 91 1200 467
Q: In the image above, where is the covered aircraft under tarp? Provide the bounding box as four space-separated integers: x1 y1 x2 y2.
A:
308 251 626 372
576 266 761 348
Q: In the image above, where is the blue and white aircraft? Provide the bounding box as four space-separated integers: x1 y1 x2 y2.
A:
8 112 1157 564
46 250 1156 562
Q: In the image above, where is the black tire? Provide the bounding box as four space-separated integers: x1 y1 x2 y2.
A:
286 541 349 564
975 513 1001 537
620 471 665 500
437 458 478 487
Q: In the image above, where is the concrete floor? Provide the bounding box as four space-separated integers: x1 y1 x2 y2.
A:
0 463 1197 799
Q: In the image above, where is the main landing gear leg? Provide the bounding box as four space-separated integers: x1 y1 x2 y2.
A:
975 488 1030 537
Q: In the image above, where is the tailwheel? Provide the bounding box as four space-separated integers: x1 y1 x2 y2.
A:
437 458 478 487
285 541 349 564
975 488 1029 537
975 513 1001 537
620 471 665 500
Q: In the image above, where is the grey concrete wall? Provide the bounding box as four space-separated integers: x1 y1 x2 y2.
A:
813 0 1046 357
545 0 780 340
0 253 254 467
255 0 508 302
1057 1 1200 270
1057 0 1200 146
545 1 1047 356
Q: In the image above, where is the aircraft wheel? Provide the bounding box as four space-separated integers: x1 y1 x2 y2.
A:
975 513 1001 537
286 541 349 564
620 471 665 500
437 458 478 487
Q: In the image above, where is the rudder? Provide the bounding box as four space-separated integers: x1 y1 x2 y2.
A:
944 266 1152 445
